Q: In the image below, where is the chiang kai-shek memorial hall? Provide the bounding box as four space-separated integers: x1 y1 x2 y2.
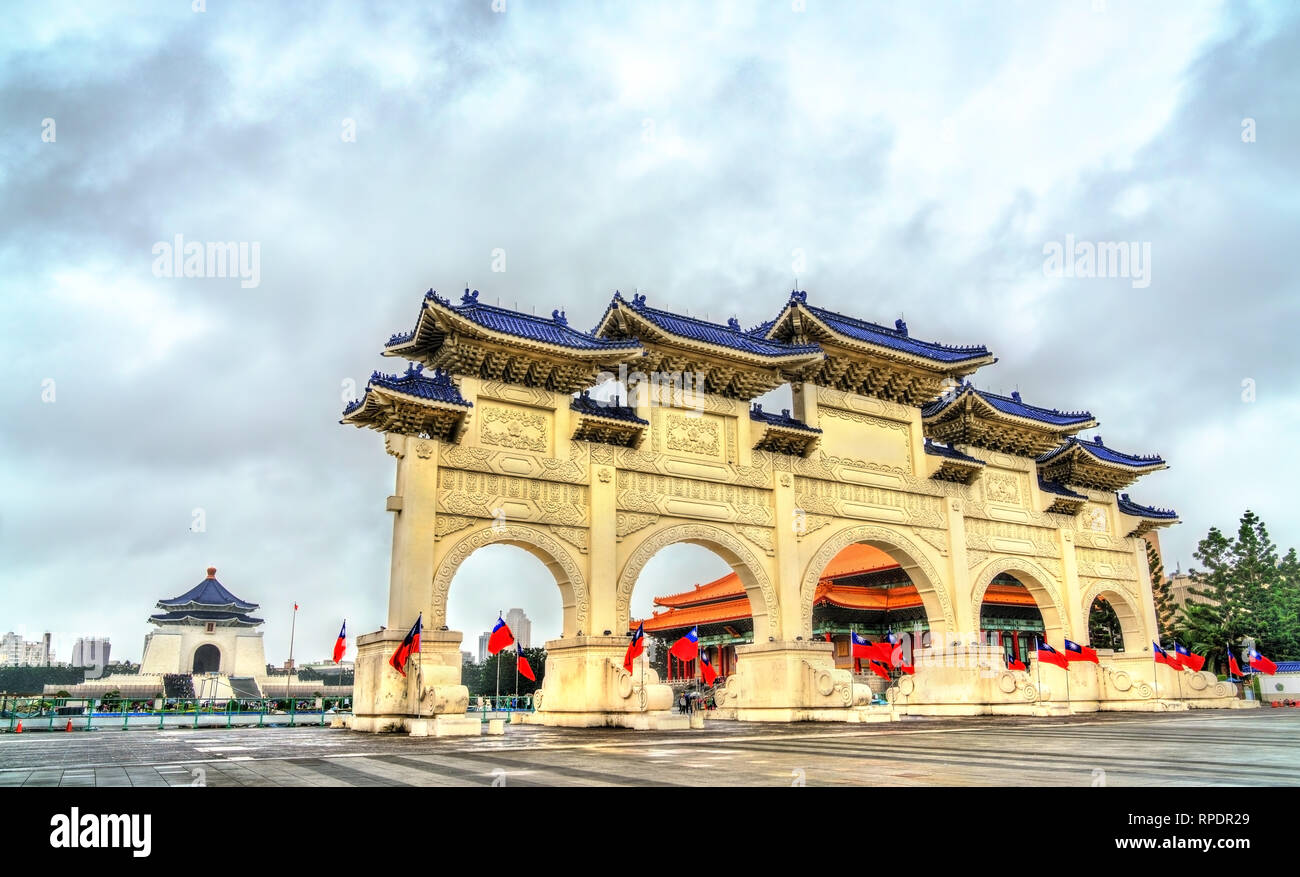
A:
341 287 1240 733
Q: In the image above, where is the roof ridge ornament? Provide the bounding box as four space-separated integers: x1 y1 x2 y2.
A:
461 288 479 305
895 318 908 336
552 308 568 325
727 316 741 330
631 292 647 307
790 288 807 304
1011 390 1022 402
404 362 424 377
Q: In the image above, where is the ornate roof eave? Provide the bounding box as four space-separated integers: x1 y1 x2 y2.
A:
1037 439 1168 491
341 384 472 440
148 612 265 627
570 412 647 448
764 298 996 376
924 439 986 484
1116 493 1180 537
384 295 644 394
923 390 1098 456
593 301 824 399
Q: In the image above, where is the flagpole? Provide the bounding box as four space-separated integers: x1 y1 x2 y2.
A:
494 611 502 712
287 602 298 696
1153 642 1161 707
514 642 520 706
1035 637 1043 709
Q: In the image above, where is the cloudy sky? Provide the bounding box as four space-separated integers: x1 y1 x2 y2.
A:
2 1 1296 665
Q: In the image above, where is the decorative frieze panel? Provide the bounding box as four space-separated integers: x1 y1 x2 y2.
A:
480 404 551 454
983 471 1024 506
609 444 772 488
910 527 951 557
616 512 659 539
966 518 1060 559
616 471 773 525
818 407 913 473
664 412 722 458
434 514 475 541
1079 503 1110 534
1074 529 1133 551
439 442 588 484
478 381 555 409
814 386 914 422
736 525 775 556
794 477 944 529
1075 547 1137 581
792 513 834 539
437 469 588 526
550 525 589 554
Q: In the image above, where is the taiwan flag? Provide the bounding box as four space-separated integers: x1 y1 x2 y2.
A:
670 627 699 663
850 631 872 659
623 622 645 673
388 614 422 676
1228 650 1244 678
700 651 718 686
1036 639 1068 670
516 648 536 682
1007 653 1028 672
868 661 891 679
487 616 514 655
1248 649 1277 675
1173 643 1204 672
1152 641 1176 667
1064 639 1098 664
332 620 347 664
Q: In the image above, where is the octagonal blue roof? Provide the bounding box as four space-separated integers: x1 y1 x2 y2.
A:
923 383 1095 427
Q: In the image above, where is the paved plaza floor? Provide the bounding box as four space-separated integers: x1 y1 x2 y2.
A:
2 710 1297 787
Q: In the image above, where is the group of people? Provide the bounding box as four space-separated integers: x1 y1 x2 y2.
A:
676 690 713 714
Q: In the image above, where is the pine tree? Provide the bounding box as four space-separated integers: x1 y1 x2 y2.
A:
1147 540 1176 641
1177 510 1298 670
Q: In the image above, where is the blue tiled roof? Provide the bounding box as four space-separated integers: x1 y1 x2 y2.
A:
924 438 983 464
750 404 822 433
1272 661 1300 674
1116 493 1178 519
158 572 258 611
571 390 647 424
776 291 991 364
1038 477 1087 500
600 292 823 358
150 609 265 625
923 384 1095 427
1037 435 1165 468
387 288 643 352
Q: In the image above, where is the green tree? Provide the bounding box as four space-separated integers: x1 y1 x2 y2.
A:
1148 541 1176 641
468 647 546 698
1088 597 1123 650
1178 510 1298 669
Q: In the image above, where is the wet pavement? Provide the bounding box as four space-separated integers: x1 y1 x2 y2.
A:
2 709 1297 787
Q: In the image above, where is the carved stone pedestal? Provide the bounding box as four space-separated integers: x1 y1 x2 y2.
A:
351 628 470 734
716 640 870 722
529 636 677 728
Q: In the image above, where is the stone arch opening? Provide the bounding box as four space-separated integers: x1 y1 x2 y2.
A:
970 559 1066 652
1083 585 1142 654
192 643 221 674
801 525 954 646
431 524 588 639
616 523 776 686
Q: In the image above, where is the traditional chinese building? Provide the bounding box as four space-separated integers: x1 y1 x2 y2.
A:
341 286 1239 732
140 567 267 677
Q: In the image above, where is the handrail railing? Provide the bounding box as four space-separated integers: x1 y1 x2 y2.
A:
0 695 353 731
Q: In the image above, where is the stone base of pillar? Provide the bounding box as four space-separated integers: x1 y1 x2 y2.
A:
351 628 469 733
519 709 689 730
735 705 898 723
530 636 674 722
714 640 871 715
886 647 1255 715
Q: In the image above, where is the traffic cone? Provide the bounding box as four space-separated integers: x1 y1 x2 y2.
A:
66 719 73 732
14 721 22 733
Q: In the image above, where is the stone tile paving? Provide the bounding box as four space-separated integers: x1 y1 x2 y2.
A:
1 710 1297 787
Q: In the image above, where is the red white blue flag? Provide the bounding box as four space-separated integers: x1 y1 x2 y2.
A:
699 650 718 685
669 626 699 662
1037 638 1068 670
332 620 347 664
488 616 514 656
516 648 536 682
623 622 645 673
389 614 422 676
1249 649 1277 675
